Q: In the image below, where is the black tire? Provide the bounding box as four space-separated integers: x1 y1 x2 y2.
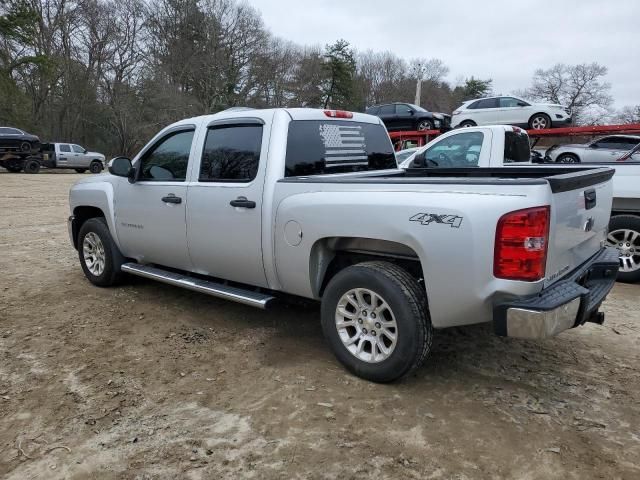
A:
528 113 551 130
556 153 580 163
608 215 640 283
77 217 126 287
20 141 31 152
321 261 433 383
416 119 434 131
75 168 87 173
459 120 476 128
23 159 40 174
89 160 103 174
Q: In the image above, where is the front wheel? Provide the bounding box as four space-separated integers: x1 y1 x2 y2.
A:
529 113 551 130
78 218 126 287
417 119 434 131
321 261 433 382
557 154 580 163
606 215 640 283
89 160 103 174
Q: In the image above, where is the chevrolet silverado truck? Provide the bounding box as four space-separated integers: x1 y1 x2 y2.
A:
402 125 640 282
68 108 618 382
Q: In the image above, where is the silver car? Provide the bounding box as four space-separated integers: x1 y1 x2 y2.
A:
545 135 640 163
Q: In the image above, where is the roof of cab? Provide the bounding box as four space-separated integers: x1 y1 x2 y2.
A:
171 107 383 128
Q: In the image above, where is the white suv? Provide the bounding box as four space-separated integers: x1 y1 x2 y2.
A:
451 96 572 130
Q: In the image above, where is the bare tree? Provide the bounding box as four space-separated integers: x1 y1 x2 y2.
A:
523 63 613 124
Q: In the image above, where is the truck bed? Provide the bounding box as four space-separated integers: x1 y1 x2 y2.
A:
280 166 615 192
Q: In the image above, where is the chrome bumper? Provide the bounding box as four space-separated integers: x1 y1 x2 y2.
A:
494 248 619 339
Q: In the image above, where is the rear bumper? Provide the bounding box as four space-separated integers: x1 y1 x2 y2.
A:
494 247 619 338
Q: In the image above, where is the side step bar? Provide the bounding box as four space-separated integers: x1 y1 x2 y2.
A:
121 263 276 309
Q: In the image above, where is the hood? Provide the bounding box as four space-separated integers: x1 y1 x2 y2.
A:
536 102 566 108
87 151 105 159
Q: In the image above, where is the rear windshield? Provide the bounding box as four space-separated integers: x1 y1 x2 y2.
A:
504 131 531 163
285 120 397 177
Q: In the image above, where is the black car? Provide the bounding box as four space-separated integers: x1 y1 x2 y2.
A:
0 126 41 154
365 103 451 131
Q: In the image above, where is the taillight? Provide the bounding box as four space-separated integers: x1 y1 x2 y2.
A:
324 110 353 119
494 206 550 281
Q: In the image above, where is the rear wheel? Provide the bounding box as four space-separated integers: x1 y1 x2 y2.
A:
459 120 476 128
23 158 40 174
557 153 580 163
417 119 434 131
89 160 103 174
321 261 433 382
529 113 551 130
78 217 126 287
606 215 640 283
75 168 87 173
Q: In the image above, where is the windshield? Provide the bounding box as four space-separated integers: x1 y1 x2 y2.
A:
285 120 397 176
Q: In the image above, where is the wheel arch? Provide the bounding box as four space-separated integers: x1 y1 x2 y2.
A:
556 151 580 163
309 236 424 298
529 111 552 127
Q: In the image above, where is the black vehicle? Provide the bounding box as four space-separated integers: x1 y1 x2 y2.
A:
365 103 451 131
0 127 40 154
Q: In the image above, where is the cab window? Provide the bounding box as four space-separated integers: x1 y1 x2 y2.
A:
59 144 71 153
199 124 263 182
424 132 484 167
138 129 194 181
72 144 85 153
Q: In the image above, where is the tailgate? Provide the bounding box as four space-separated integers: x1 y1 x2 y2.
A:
544 168 614 287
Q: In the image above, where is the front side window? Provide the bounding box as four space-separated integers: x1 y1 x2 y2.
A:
285 120 396 176
593 137 616 149
424 132 484 167
138 129 194 182
396 104 413 115
59 144 71 153
199 124 263 182
72 144 85 153
499 97 525 108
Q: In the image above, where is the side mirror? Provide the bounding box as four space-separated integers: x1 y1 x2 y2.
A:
108 156 134 181
84 148 88 153
408 110 415 115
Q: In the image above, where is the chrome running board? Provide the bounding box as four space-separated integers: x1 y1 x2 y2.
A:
121 263 275 309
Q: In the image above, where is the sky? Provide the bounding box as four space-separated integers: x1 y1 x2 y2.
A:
248 0 639 108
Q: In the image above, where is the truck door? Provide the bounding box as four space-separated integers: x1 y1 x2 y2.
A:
57 144 72 167
71 144 88 166
114 126 195 271
186 119 268 288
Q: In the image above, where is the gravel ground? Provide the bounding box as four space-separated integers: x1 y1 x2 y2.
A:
1 171 639 479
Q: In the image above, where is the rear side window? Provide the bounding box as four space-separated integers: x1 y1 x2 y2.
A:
378 105 394 115
199 124 263 182
59 144 71 152
285 120 396 177
365 106 379 114
504 131 531 163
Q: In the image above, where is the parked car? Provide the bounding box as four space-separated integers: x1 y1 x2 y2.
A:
451 96 572 130
545 135 640 163
0 127 40 154
41 142 106 173
365 103 451 131
400 125 640 282
68 108 619 382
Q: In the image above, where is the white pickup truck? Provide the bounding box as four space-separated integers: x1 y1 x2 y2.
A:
402 125 640 282
42 142 106 173
68 109 618 382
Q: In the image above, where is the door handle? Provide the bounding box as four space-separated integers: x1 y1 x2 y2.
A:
161 194 182 204
230 196 256 209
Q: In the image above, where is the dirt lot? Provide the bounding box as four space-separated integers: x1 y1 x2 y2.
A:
1 171 639 479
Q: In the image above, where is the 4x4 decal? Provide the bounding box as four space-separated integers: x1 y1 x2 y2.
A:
410 213 463 228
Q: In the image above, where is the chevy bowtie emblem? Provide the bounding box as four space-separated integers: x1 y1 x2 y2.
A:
584 217 595 232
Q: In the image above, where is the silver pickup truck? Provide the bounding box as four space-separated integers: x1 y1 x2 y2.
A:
68 108 619 382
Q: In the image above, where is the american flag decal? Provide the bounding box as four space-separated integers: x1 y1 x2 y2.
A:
319 124 368 167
